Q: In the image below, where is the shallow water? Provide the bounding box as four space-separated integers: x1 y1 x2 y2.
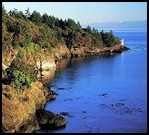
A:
37 30 147 133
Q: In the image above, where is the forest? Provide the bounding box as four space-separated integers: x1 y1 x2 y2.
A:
2 4 120 90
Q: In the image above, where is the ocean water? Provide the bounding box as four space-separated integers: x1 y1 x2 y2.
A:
37 29 147 133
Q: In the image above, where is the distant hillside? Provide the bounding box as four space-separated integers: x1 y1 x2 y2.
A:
2 5 122 56
83 21 147 31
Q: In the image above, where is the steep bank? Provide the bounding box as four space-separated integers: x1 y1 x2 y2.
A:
2 81 66 133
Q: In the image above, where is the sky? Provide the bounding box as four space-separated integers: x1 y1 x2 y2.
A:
2 2 147 25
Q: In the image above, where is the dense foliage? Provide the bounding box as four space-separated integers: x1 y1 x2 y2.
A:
2 5 120 90
2 5 120 53
5 51 37 90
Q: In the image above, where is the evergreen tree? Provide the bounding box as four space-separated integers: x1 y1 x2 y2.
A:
25 7 31 19
29 10 42 24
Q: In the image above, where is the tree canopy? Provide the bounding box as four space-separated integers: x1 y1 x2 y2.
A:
2 5 120 52
2 5 120 89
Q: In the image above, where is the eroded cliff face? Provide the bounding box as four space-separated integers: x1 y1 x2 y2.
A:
36 44 71 82
36 60 56 71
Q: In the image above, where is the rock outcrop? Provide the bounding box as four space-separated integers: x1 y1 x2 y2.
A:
2 82 66 133
52 44 71 60
70 45 129 58
36 109 67 130
36 54 56 71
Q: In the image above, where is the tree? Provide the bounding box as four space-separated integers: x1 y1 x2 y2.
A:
29 10 42 24
92 27 98 33
9 8 25 19
42 13 49 24
2 4 6 14
9 51 37 89
77 21 81 29
25 7 31 19
85 25 92 34
59 19 65 29
66 18 79 31
101 30 119 47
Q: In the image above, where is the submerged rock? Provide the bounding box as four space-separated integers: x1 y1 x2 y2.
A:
60 112 69 116
99 93 108 97
60 112 73 118
99 102 142 115
57 87 72 91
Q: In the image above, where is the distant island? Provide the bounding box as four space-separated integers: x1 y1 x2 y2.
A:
2 4 129 133
83 20 147 31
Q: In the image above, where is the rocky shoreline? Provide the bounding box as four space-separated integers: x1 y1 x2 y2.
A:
37 45 129 74
2 81 67 133
2 44 129 133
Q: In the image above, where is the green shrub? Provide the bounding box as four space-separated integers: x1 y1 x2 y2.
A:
9 52 37 90
11 70 33 89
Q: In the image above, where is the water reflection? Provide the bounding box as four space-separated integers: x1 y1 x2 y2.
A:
52 56 117 87
39 70 55 84
55 58 87 84
56 59 71 71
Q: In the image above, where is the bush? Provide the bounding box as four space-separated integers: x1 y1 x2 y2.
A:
8 52 37 90
11 70 33 89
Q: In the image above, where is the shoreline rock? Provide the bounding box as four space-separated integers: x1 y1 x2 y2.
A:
36 109 67 130
2 82 66 133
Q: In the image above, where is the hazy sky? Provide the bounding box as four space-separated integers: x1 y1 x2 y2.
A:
2 2 147 25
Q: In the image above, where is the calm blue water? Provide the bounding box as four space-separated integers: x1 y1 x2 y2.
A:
38 29 147 133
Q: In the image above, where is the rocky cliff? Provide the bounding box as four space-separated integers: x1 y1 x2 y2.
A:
2 44 129 133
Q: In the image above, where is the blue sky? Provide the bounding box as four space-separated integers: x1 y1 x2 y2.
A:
2 2 147 25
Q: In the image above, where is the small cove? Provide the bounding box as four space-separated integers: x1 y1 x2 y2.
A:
36 30 147 133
